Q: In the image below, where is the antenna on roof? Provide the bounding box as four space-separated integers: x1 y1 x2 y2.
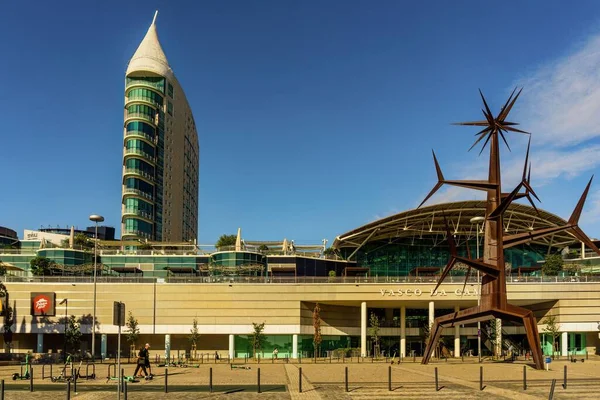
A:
152 10 158 25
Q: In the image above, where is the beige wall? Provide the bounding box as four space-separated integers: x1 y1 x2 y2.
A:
5 281 600 353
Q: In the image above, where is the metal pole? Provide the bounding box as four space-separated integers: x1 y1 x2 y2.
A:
345 366 348 392
209 367 213 393
549 378 556 399
523 365 527 390
29 366 33 392
388 365 392 391
563 365 567 390
117 322 121 400
165 368 168 393
92 221 99 360
257 368 261 393
480 366 484 391
299 367 302 393
477 222 481 363
67 380 71 400
1 379 4 400
435 367 439 391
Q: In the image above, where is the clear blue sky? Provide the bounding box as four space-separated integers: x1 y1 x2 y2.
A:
2 0 600 246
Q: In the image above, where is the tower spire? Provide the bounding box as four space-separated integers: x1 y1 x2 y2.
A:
152 10 158 25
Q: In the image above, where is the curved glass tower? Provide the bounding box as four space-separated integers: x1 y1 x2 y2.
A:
121 12 199 242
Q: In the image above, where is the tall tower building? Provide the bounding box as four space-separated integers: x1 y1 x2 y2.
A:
121 12 199 242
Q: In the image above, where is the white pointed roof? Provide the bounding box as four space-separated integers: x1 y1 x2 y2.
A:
126 11 174 79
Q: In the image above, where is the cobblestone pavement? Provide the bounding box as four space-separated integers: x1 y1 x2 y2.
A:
0 358 598 399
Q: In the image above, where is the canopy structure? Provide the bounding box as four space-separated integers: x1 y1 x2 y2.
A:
333 201 577 258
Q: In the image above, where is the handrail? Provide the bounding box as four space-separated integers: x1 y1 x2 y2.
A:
123 167 155 181
122 207 153 220
125 130 155 143
122 188 153 201
123 148 155 161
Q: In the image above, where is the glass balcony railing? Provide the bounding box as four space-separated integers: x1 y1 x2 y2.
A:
123 168 155 182
123 207 153 220
125 130 156 144
126 95 162 108
125 112 156 124
123 148 156 163
126 79 164 91
122 228 153 239
123 188 153 201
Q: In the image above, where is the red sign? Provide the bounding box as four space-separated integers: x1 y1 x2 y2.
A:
31 292 55 316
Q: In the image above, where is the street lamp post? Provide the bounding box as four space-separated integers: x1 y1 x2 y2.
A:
60 298 68 361
470 216 485 363
89 214 104 360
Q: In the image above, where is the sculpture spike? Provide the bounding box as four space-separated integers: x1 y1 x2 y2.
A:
568 176 594 226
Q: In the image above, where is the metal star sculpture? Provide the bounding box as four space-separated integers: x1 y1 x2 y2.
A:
419 89 600 370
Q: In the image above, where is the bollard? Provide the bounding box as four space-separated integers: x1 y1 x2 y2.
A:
165 368 168 393
345 366 348 392
388 365 392 391
29 366 33 392
435 367 440 391
1 379 4 400
66 380 71 400
586 350 588 360
549 378 556 399
563 365 567 390
523 366 527 390
480 366 484 391
124 381 128 400
299 367 302 393
257 368 261 393
121 368 125 393
209 367 213 393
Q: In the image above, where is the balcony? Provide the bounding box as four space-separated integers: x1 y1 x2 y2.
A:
123 167 155 183
123 148 156 164
125 130 156 144
122 228 153 239
122 207 153 221
124 112 156 125
126 78 164 92
126 94 162 109
123 188 153 201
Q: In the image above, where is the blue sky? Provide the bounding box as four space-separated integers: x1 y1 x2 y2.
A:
2 0 600 246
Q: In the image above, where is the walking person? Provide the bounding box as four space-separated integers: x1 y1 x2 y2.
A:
133 343 150 378
273 347 279 359
144 343 153 379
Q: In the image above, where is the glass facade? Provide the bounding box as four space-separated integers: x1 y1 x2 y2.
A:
127 88 163 106
126 121 156 140
343 239 548 276
210 252 266 268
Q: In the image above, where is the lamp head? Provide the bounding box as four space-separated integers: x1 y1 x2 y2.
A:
89 215 104 223
470 216 485 224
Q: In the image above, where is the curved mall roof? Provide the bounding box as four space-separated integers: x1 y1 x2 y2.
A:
333 201 576 250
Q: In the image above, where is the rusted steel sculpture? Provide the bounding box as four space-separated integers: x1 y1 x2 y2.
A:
419 89 600 369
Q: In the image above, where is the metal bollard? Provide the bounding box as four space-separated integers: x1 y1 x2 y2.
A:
549 378 556 399
121 368 125 393
345 366 348 392
480 366 484 391
299 367 302 393
66 380 71 400
257 368 261 393
124 381 128 400
1 379 4 400
563 365 567 390
165 368 168 393
523 365 527 390
388 366 392 391
209 367 213 393
29 366 33 392
435 367 440 391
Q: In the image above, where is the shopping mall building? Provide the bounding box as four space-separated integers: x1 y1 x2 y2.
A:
1 201 600 361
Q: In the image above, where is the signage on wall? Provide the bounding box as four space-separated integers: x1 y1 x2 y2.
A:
379 288 479 297
31 292 56 316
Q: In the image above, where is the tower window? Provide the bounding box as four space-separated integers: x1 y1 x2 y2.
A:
168 83 174 98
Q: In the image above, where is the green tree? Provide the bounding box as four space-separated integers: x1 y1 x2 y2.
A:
61 238 70 248
369 312 380 357
65 315 82 354
138 242 153 250
250 322 266 358
30 256 55 276
189 318 201 356
0 262 6 276
313 303 322 359
258 244 269 252
0 282 13 353
74 233 91 248
323 248 336 257
563 263 581 276
216 234 237 249
542 314 561 358
125 311 140 350
543 254 564 276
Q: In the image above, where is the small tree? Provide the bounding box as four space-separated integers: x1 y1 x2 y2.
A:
313 303 322 359
215 234 237 250
563 263 581 276
65 315 82 354
189 318 201 359
74 233 91 248
328 270 336 282
125 312 140 355
542 314 561 358
250 322 266 358
30 256 55 276
0 283 13 353
258 244 269 252
369 312 380 358
138 242 153 250
543 254 564 276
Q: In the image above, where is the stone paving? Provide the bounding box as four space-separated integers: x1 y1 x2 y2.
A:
0 358 598 399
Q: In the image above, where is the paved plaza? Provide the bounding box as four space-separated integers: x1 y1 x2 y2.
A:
0 357 598 399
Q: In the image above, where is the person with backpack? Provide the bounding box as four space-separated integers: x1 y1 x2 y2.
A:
133 343 150 378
